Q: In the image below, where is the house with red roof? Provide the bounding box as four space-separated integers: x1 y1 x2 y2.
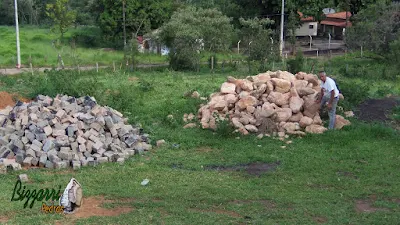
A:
296 11 352 39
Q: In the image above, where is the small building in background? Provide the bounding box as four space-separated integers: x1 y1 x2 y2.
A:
320 12 352 39
295 11 352 40
296 12 319 37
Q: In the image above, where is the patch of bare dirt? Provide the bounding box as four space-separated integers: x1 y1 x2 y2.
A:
196 147 214 153
190 208 241 218
356 96 399 123
230 199 276 209
0 216 10 223
355 200 390 213
337 171 358 179
0 91 31 110
66 196 134 219
313 216 328 224
128 76 139 82
205 161 280 176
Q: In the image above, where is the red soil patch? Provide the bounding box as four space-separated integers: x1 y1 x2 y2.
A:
65 196 134 220
0 91 31 110
355 200 390 213
0 216 10 223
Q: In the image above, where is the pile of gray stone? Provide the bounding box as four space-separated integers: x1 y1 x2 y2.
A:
198 71 350 136
0 94 151 171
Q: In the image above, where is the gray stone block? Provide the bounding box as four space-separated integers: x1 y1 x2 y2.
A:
31 157 39 166
42 139 55 152
48 154 61 163
97 157 108 164
117 158 125 165
80 159 88 167
37 120 49 128
22 157 33 167
11 139 24 150
25 148 36 157
16 153 25 164
39 155 47 167
72 161 81 170
35 133 47 142
54 161 68 169
18 174 29 182
45 160 54 169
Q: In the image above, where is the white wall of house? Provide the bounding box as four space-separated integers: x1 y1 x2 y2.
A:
295 22 318 36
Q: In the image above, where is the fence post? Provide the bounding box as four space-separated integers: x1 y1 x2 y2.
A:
211 56 214 72
30 62 33 75
361 46 363 58
96 62 99 73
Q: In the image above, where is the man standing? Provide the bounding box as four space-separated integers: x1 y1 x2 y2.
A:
316 71 340 129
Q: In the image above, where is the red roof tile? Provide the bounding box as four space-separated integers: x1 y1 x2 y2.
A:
325 12 352 20
320 20 352 27
298 12 315 22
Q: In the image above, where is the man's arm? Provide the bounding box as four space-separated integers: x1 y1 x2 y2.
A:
316 88 324 103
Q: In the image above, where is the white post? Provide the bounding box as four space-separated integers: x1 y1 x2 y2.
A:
361 46 363 57
279 0 285 57
317 50 319 58
237 40 241 54
96 62 99 73
328 33 331 49
14 0 21 69
270 37 274 54
309 35 312 50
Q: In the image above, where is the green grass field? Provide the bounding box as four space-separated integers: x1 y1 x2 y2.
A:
0 65 398 224
0 26 169 68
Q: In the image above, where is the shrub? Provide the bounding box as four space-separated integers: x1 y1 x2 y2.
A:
336 78 370 108
286 51 304 74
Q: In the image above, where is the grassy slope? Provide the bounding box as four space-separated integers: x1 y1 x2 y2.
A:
0 66 398 224
0 26 168 68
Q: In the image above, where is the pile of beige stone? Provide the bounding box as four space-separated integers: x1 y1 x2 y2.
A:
0 94 151 171
198 71 350 136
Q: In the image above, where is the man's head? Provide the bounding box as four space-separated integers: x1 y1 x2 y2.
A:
319 71 327 82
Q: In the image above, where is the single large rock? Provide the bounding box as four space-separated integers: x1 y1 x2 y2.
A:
275 108 292 122
271 78 291 93
294 80 308 89
245 124 258 133
297 87 315 97
289 96 304 114
252 73 271 84
299 116 313 128
313 114 323 125
237 80 254 92
305 124 327 134
335 115 351 129
288 112 303 122
237 96 258 110
267 92 290 106
220 82 236 94
224 94 238 104
283 122 298 133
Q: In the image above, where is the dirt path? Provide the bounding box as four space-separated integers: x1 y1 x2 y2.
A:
0 63 168 75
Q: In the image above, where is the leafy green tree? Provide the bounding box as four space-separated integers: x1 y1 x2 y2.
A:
46 0 77 40
96 0 176 48
239 17 279 71
161 6 233 71
345 2 400 56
